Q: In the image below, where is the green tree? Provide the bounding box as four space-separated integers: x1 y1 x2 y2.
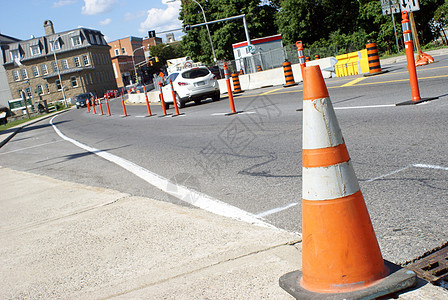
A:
179 0 279 64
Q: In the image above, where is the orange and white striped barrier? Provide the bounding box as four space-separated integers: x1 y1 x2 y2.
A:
169 79 180 116
296 41 306 77
105 95 111 116
158 82 168 117
279 65 417 299
91 97 96 114
143 85 153 117
397 12 438 105
98 97 104 115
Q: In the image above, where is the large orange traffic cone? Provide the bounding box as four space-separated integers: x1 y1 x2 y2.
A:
279 65 416 299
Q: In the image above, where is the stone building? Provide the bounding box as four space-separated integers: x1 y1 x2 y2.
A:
0 33 21 109
1 20 116 112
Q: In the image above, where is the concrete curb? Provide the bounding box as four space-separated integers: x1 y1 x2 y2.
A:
0 109 70 149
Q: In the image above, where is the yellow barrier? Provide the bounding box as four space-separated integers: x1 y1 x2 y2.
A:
335 49 368 77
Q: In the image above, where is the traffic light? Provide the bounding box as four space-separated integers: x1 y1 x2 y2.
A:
148 30 156 38
155 57 159 63
183 24 191 31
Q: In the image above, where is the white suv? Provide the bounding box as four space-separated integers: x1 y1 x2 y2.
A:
161 66 220 109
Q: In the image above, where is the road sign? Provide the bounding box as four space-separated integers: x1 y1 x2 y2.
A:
381 0 400 15
248 45 255 54
400 0 420 12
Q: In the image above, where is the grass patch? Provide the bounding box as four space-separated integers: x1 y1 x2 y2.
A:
0 114 51 132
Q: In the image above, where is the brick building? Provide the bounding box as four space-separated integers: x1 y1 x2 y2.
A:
1 20 116 112
108 36 162 88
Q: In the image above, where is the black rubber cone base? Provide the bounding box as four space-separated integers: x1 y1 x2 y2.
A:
364 70 389 77
284 82 298 88
159 114 173 117
225 111 243 116
279 260 417 300
396 97 439 106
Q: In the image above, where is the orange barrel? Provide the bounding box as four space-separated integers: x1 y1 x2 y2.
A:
282 61 297 88
314 54 320 60
231 73 244 94
257 65 262 72
366 43 382 74
306 56 310 62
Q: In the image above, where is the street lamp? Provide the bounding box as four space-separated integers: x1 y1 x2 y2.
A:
132 46 145 84
51 31 75 107
167 0 217 63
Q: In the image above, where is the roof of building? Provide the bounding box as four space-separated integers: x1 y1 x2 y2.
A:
1 28 109 66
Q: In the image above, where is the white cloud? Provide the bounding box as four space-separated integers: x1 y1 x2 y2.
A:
53 0 77 8
99 18 112 25
82 0 116 15
124 10 146 22
138 1 183 39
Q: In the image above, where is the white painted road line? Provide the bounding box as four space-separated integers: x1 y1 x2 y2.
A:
0 140 64 155
257 202 299 218
334 104 396 110
365 163 448 183
50 116 275 230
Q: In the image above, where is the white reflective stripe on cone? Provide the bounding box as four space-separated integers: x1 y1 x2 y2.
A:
303 97 344 150
302 161 360 201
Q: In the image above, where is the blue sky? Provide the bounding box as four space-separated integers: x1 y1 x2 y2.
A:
0 0 184 43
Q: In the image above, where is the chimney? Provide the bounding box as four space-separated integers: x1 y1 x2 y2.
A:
44 20 55 36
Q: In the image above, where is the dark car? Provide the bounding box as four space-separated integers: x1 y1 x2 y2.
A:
75 92 94 109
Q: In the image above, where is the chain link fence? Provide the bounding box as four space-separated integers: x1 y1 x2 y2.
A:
222 43 358 75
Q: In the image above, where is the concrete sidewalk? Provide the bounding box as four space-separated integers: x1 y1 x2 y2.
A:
1 167 447 299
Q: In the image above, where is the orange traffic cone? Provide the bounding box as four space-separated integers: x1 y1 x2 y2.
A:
419 51 434 63
279 65 417 299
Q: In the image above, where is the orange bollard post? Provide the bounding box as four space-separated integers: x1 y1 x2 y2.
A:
231 73 244 94
397 11 438 105
257 65 262 72
98 97 104 115
223 62 239 115
158 82 168 117
169 79 180 116
314 54 320 60
282 60 297 87
121 97 127 117
105 94 111 116
86 98 90 113
305 56 310 62
296 41 306 78
91 97 96 114
143 85 153 117
279 65 417 299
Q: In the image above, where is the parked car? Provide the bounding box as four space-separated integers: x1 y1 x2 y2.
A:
103 90 117 99
161 67 220 110
75 92 94 109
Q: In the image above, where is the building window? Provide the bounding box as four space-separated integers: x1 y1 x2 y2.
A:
10 49 20 61
89 34 95 44
56 79 62 90
50 40 61 51
121 47 126 54
41 64 48 75
18 89 23 98
74 57 80 67
89 73 93 84
12 70 20 81
61 59 69 70
51 61 58 72
20 69 28 80
114 48 119 56
82 55 90 66
32 66 39 77
45 84 50 93
71 36 81 47
95 35 101 45
30 45 41 56
25 87 32 97
71 76 78 87
36 85 44 95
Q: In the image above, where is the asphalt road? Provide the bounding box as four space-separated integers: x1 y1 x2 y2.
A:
1 56 447 265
